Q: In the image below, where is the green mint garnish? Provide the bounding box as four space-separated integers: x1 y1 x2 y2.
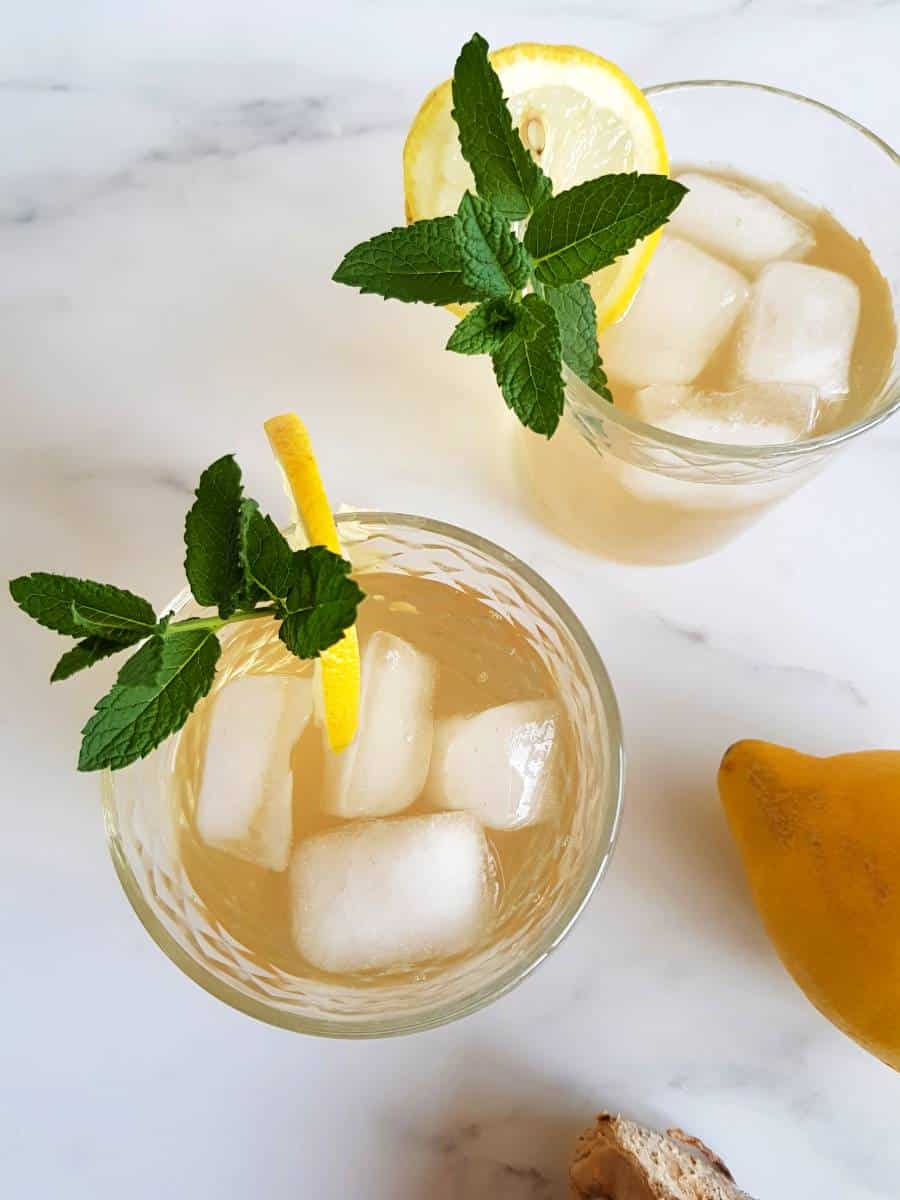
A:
279 546 362 660
491 294 565 436
10 456 365 773
184 454 245 618
523 173 687 287
332 217 480 306
240 499 296 603
456 192 532 298
333 32 687 438
115 635 166 688
451 32 551 221
446 297 518 355
50 637 124 684
68 599 154 641
238 501 364 656
9 574 157 642
78 627 222 773
543 281 612 402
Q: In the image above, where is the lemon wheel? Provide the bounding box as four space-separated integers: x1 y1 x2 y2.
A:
403 42 669 328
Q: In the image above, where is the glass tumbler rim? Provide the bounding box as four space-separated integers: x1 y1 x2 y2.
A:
101 510 625 1037
567 78 900 461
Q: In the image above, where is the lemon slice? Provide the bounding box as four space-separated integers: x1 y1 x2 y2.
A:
264 413 360 753
403 42 668 327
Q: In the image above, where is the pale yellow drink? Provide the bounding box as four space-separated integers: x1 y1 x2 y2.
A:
172 571 577 984
520 168 897 564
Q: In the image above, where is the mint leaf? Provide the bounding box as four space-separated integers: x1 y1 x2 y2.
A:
184 455 244 618
51 637 124 683
524 173 687 287
581 355 611 402
238 503 363 660
456 192 532 299
9 573 156 642
544 281 612 401
333 217 480 306
239 499 294 604
116 636 165 687
446 298 518 355
490 294 564 437
69 599 158 641
279 547 364 660
451 33 551 221
78 628 221 772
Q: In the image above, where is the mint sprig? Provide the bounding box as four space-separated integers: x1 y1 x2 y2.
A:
10 456 365 772
333 32 687 437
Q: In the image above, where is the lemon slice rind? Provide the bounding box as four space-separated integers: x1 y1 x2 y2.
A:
264 414 361 753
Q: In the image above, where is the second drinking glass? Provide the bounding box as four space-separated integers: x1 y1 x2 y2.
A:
520 82 899 564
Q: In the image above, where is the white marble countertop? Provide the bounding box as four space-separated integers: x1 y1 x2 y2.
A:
3 2 900 1197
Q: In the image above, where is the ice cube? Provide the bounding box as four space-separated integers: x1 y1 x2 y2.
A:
196 673 313 871
322 631 436 818
670 173 814 274
290 812 493 973
425 699 561 830
613 383 818 509
735 261 860 397
600 237 749 387
631 382 819 445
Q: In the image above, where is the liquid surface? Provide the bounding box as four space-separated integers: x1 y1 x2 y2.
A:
173 572 577 983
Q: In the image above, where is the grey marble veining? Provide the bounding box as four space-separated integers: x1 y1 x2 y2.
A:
2 3 900 1199
656 614 871 708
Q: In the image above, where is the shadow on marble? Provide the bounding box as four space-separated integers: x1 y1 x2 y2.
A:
628 768 771 956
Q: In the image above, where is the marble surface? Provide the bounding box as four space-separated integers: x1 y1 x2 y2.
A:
3 2 900 1197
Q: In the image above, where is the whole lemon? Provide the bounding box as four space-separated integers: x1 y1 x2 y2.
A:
719 740 900 1069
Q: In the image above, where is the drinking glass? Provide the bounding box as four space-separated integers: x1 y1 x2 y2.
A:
102 513 624 1036
520 82 899 564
